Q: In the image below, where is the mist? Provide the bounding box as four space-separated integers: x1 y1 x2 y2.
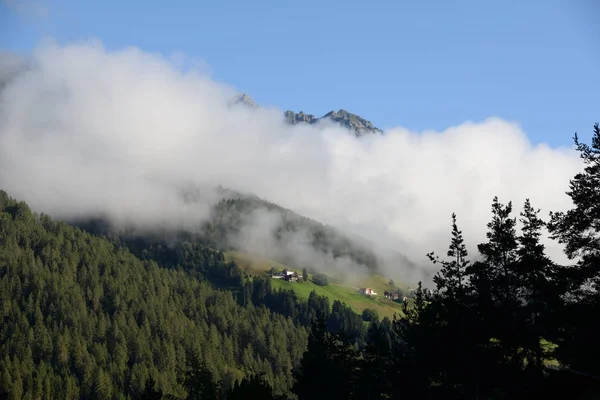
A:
0 40 584 284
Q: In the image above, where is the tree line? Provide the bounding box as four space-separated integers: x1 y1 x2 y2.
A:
288 123 600 399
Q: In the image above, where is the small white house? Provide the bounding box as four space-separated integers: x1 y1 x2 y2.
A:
359 288 377 296
281 269 298 282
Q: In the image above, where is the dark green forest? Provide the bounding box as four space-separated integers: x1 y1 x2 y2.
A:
1 123 600 399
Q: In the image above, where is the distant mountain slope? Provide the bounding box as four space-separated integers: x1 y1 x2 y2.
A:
203 195 381 271
233 93 383 136
73 187 389 275
197 190 418 279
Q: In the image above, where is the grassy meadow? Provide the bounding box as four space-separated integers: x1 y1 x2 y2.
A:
225 250 406 319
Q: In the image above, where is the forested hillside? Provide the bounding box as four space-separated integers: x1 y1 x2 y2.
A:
204 196 380 270
0 189 369 399
0 192 303 398
74 191 399 276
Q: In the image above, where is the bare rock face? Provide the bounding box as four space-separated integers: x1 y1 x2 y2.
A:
284 110 317 125
233 93 259 108
284 108 382 137
233 93 383 136
320 109 382 137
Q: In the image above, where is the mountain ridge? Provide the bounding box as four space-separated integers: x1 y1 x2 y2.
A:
234 93 383 137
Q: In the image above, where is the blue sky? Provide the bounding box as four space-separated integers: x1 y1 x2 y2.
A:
1 0 599 147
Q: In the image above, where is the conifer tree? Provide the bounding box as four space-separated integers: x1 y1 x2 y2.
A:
227 374 275 400
516 198 554 371
292 316 359 400
357 318 395 399
135 377 162 400
547 123 600 376
428 213 469 302
548 123 600 283
471 197 524 378
477 197 519 299
182 356 219 400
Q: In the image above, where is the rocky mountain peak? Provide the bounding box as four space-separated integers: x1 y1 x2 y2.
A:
233 93 258 108
322 109 382 136
284 110 317 125
232 93 382 136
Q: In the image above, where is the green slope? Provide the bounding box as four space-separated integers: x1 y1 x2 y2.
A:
271 279 403 319
225 250 406 319
224 250 289 274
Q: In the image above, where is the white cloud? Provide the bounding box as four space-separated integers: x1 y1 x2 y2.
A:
0 40 584 283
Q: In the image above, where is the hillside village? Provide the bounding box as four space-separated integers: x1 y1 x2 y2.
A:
268 266 408 302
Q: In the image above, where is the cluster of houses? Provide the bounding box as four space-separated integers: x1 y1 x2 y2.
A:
269 269 409 303
383 291 408 301
271 269 300 282
383 290 399 300
358 288 408 302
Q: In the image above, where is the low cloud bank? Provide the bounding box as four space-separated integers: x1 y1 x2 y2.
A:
0 40 583 283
